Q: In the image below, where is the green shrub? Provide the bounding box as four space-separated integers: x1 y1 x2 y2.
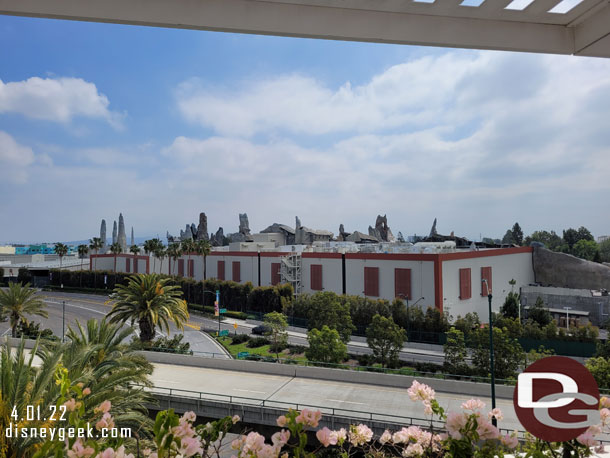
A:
231 334 250 345
246 337 269 348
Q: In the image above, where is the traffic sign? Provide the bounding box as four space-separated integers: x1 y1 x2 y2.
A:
233 323 238 329
237 352 249 359
219 308 227 314
219 329 229 337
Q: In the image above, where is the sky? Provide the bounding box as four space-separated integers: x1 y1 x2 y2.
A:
1 15 609 244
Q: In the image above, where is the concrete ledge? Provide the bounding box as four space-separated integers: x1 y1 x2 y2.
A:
140 351 514 399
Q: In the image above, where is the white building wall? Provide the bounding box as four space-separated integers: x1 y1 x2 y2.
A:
207 253 258 284
441 250 535 321
344 255 437 308
259 253 285 286
301 254 343 295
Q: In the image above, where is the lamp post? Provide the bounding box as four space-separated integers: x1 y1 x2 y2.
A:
62 300 66 343
202 289 222 335
482 278 497 427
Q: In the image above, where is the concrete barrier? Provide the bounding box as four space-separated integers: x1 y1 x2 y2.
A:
140 351 515 399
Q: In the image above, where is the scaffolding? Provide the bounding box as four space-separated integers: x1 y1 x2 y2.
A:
280 253 302 296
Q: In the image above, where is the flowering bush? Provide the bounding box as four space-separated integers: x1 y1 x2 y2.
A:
28 372 610 458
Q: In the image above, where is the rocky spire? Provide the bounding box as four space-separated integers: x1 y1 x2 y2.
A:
100 219 107 252
118 213 127 252
130 227 134 246
196 212 209 241
112 221 117 245
429 218 438 237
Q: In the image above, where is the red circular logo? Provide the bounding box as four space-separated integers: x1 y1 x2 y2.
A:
514 356 599 442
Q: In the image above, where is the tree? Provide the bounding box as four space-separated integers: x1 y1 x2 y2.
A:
511 223 524 246
305 326 347 364
107 273 189 342
89 237 103 287
453 312 480 339
500 291 520 319
130 244 140 257
54 242 69 287
472 326 524 380
524 230 563 251
144 238 163 273
264 311 288 361
572 239 599 261
527 296 552 327
366 314 406 368
501 230 515 245
181 238 195 277
154 246 167 275
77 244 89 287
194 239 211 280
599 239 610 263
0 282 49 337
525 346 555 367
444 328 468 375
586 357 610 390
166 242 183 276
563 226 593 251
109 242 123 273
303 292 355 343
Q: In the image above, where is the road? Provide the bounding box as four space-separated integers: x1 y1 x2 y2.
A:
10 291 446 364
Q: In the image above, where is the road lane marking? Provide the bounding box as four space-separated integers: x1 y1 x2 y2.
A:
185 323 200 330
234 389 267 394
44 300 106 315
326 399 366 405
44 295 110 307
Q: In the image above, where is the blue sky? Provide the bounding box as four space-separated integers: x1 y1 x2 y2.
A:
1 15 609 243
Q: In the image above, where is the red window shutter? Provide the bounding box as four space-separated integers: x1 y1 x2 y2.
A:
134 258 138 273
481 266 492 296
271 263 281 285
218 260 225 280
233 261 241 282
394 268 412 300
125 258 130 273
311 264 323 290
178 259 184 277
459 268 472 300
188 259 194 277
364 267 379 297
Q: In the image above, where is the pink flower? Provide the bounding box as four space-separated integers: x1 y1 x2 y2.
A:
316 427 336 447
67 439 95 458
95 412 115 430
231 436 246 450
423 400 433 416
379 430 392 445
272 429 290 447
408 380 436 402
82 387 91 396
601 408 610 426
181 411 196 423
63 398 79 412
276 415 287 427
330 428 346 444
95 400 112 414
243 432 265 453
172 420 195 439
348 424 373 446
179 436 204 457
404 443 424 457
461 399 485 411
500 433 519 449
477 420 500 440
295 409 321 428
232 415 240 424
577 431 598 447
446 412 467 439
601 396 610 409
488 408 503 421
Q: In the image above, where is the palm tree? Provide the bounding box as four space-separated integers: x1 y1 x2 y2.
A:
154 246 167 275
0 282 49 337
144 238 162 273
77 244 88 287
181 238 195 277
109 242 123 273
194 238 211 281
130 245 140 273
0 339 62 456
166 242 183 276
89 237 103 288
54 242 69 287
107 274 189 342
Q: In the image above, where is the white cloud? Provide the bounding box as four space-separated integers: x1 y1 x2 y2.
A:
0 131 35 183
0 77 124 128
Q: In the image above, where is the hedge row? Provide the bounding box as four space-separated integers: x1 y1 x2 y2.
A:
48 269 294 314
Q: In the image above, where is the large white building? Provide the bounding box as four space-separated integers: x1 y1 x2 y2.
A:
91 246 535 319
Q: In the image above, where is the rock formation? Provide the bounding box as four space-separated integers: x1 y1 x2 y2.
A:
533 246 610 290
337 224 351 241
295 216 333 245
100 220 107 253
112 221 117 246
346 231 378 244
397 232 405 243
196 213 209 241
368 215 395 242
261 223 296 245
118 213 127 252
130 227 134 247
210 227 225 246
228 213 254 242
429 218 438 237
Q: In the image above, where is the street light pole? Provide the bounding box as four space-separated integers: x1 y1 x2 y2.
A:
482 279 497 427
564 307 572 331
62 300 66 343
